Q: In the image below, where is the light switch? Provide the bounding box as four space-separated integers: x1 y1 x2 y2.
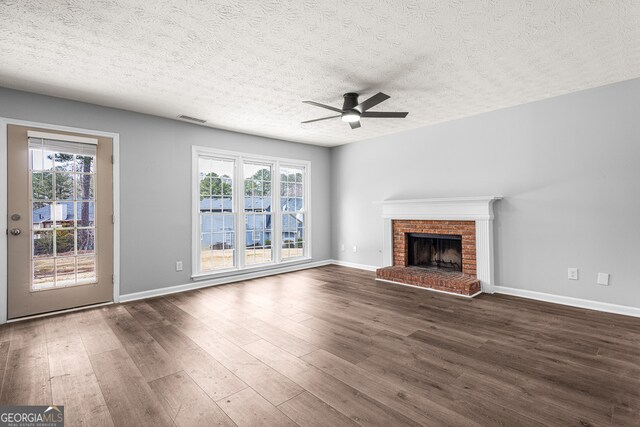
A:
597 272 609 286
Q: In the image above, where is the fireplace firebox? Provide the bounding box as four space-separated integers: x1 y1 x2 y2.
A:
407 233 462 272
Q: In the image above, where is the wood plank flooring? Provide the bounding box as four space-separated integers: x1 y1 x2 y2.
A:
0 265 638 426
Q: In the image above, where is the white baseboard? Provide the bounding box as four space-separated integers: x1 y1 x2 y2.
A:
7 259 637 322
494 286 640 318
329 261 640 318
329 259 379 271
119 259 333 303
122 261 640 318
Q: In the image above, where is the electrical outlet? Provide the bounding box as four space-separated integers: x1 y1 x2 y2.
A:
568 268 578 280
340 244 345 252
597 272 609 286
352 245 357 253
176 261 183 272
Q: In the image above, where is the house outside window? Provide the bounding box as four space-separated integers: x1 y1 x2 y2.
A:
192 147 310 277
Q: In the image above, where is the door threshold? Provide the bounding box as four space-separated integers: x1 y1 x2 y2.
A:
6 301 113 323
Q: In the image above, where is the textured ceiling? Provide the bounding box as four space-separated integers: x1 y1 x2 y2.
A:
1 1 639 147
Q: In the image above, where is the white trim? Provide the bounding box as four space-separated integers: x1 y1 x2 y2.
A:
375 196 503 204
333 261 640 317
191 147 200 276
0 122 7 324
330 259 378 272
475 219 495 294
377 196 502 220
494 286 640 318
0 117 121 324
112 133 121 303
375 277 481 298
273 160 282 264
27 130 98 145
381 218 393 268
191 145 311 278
121 258 331 302
191 256 312 281
235 157 243 269
192 146 312 165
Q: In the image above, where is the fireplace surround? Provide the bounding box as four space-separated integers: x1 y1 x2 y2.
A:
375 196 501 296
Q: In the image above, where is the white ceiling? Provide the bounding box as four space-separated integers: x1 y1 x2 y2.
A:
1 1 639 147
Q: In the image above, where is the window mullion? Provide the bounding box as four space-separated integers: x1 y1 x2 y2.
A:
192 150 200 275
236 156 244 270
273 160 282 263
303 164 309 258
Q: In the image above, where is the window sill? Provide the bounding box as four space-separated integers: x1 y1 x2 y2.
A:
191 256 312 282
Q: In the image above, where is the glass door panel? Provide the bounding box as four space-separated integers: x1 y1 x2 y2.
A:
29 137 98 290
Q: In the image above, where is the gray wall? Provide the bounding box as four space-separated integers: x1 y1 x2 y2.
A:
0 87 332 295
3 79 639 308
331 78 640 309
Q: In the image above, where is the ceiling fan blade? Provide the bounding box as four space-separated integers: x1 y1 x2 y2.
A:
361 111 409 118
349 120 361 129
301 115 341 124
354 92 390 113
302 101 342 113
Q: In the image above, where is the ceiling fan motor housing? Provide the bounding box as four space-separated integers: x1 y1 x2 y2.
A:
342 93 359 110
341 93 361 121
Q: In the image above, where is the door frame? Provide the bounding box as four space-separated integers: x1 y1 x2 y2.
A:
0 117 121 324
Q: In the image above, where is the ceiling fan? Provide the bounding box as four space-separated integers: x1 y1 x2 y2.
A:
301 92 408 129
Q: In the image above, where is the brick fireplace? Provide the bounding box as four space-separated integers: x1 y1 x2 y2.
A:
392 220 476 274
377 219 481 296
375 197 501 297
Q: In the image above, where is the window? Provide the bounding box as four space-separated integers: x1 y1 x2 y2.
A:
198 157 235 271
244 162 272 266
280 165 305 259
193 147 310 276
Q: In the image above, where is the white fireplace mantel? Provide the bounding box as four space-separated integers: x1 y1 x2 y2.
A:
376 196 501 221
377 196 502 294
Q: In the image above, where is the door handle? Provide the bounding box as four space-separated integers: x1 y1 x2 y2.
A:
9 228 21 236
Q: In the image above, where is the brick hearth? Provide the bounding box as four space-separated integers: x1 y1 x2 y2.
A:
376 219 481 296
376 266 481 295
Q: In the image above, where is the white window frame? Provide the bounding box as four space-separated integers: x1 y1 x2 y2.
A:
191 146 311 280
242 158 275 269
279 161 308 261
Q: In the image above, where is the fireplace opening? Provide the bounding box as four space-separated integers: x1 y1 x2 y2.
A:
407 233 462 272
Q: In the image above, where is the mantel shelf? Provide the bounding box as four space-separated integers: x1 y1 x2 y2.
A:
374 196 503 205
376 196 503 221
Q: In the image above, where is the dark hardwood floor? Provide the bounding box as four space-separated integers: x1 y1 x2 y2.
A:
0 265 638 426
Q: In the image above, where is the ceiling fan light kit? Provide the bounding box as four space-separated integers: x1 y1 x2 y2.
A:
341 111 360 123
302 92 408 129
